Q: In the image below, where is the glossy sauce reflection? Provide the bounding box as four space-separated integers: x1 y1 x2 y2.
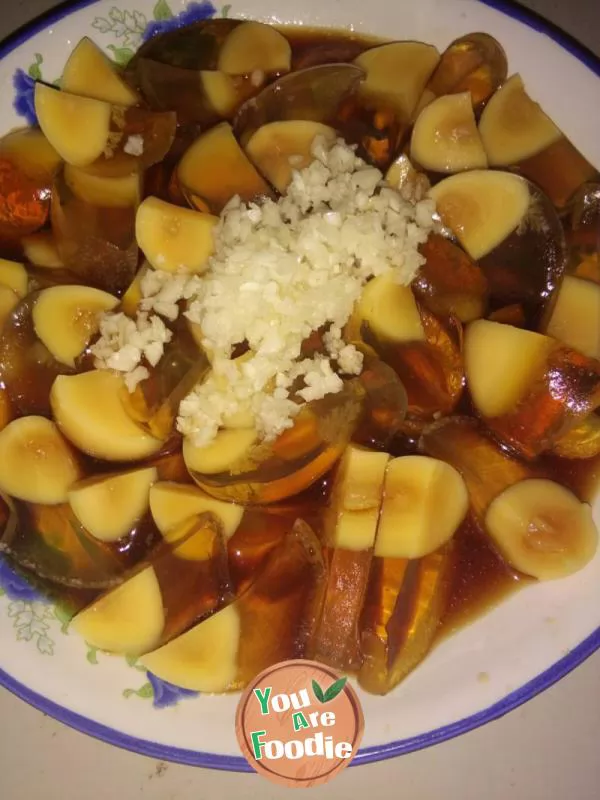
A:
0 22 598 694
438 515 527 639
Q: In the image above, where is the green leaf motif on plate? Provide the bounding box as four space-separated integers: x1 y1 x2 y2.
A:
125 653 147 672
123 682 154 700
92 7 148 50
27 53 43 81
37 635 54 655
7 600 55 655
107 44 136 66
53 604 73 635
153 0 174 21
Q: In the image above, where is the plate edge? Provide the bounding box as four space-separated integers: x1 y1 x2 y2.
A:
1 625 599 770
0 0 598 772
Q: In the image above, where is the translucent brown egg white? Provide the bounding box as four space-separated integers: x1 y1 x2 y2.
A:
0 19 597 701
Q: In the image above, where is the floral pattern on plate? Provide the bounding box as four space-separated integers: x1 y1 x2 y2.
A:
0 554 199 706
0 556 63 655
12 55 43 126
12 1 223 122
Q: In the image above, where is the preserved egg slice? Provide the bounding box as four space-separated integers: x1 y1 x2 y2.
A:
68 467 158 543
50 370 164 462
217 21 292 77
135 197 218 274
479 74 562 166
177 122 273 213
411 92 488 173
484 478 597 580
374 455 468 559
429 169 530 261
61 36 139 106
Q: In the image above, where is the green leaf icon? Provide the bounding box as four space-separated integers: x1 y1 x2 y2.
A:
312 679 325 703
312 676 348 703
323 676 347 702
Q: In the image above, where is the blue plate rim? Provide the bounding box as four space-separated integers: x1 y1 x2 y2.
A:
0 0 599 772
0 0 599 76
2 625 599 771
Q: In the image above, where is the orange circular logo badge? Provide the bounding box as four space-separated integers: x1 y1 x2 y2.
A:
236 660 364 788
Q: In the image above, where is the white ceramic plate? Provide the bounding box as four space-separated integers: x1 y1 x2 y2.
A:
0 0 599 771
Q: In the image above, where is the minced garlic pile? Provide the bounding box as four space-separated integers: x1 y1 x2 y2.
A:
92 136 436 447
